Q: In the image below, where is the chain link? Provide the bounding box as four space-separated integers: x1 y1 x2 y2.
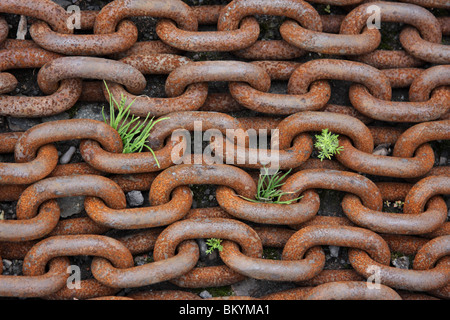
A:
0 0 449 300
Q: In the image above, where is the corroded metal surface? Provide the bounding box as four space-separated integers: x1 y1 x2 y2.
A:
0 0 448 301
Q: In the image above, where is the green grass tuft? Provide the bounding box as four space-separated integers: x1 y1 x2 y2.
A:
314 128 344 161
206 238 223 254
239 167 303 204
102 81 168 167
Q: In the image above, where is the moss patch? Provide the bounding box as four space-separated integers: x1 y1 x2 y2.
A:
191 285 234 297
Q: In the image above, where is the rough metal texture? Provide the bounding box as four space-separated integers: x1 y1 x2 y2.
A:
0 0 449 301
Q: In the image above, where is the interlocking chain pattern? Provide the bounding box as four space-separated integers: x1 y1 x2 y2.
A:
0 0 449 300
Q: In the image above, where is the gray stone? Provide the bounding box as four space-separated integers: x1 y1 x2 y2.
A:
57 196 85 218
199 290 213 299
11 260 23 275
0 202 16 220
41 112 70 123
392 256 410 269
231 278 296 298
60 146 77 164
2 259 12 271
7 117 41 132
372 143 391 156
197 239 208 259
51 0 72 7
231 278 259 297
329 245 340 258
134 255 148 267
196 239 219 264
73 104 108 122
126 191 144 207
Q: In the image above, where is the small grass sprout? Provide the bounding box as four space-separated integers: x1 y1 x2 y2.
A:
102 81 168 167
206 238 223 254
314 128 344 161
384 200 405 213
239 167 303 204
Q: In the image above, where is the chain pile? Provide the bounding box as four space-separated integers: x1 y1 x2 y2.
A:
0 0 449 300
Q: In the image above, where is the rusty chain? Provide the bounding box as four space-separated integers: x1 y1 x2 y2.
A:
0 0 449 301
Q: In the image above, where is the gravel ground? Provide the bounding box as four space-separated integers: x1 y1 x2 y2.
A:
0 0 449 299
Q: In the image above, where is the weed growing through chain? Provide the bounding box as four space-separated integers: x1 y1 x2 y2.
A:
102 81 168 167
239 167 303 204
314 128 344 161
206 238 223 254
383 200 405 213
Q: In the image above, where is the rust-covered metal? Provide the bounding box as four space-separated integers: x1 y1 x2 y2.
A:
153 218 263 288
85 186 192 229
149 164 257 205
15 175 126 220
303 281 402 300
0 0 72 34
165 61 271 98
340 2 442 63
0 0 448 301
14 119 123 163
106 54 208 117
37 56 146 95
30 20 138 56
91 241 199 288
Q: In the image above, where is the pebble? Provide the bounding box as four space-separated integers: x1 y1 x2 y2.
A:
2 259 12 271
329 245 340 258
231 278 296 298
232 278 259 297
134 255 148 267
372 143 391 156
57 196 85 218
11 260 23 276
199 290 213 299
392 256 410 269
7 117 41 132
74 104 108 122
60 146 77 164
0 202 16 220
126 191 145 207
